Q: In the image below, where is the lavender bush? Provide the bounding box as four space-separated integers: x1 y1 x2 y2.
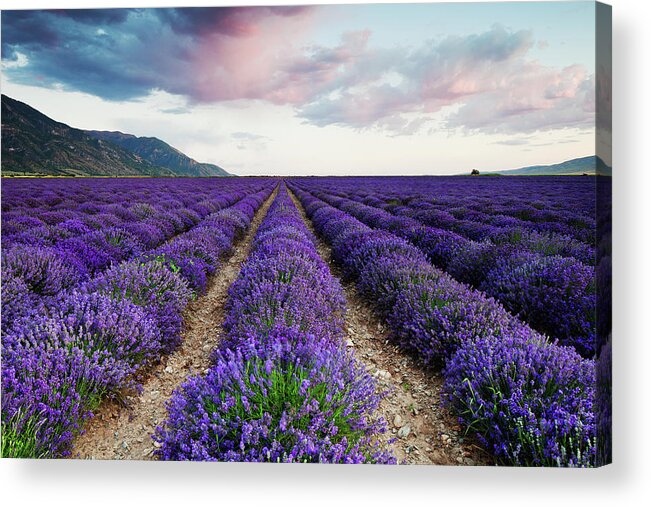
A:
481 253 596 357
155 331 392 463
443 332 596 466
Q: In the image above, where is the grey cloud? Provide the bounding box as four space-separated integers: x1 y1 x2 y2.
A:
494 139 531 146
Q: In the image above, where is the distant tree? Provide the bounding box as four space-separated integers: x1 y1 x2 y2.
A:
471 169 480 175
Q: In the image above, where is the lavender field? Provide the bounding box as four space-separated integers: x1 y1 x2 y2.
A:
0 175 611 467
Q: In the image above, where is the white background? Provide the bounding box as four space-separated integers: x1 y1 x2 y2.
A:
1 0 649 505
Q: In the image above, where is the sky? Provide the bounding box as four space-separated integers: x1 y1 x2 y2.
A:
0 1 607 175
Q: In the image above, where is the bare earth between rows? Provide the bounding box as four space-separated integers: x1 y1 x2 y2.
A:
73 188 278 460
287 188 490 466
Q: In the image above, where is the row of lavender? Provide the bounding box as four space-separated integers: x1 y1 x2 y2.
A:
1 181 275 458
288 183 601 466
304 176 596 244
1 180 271 326
335 184 595 264
292 179 598 358
154 185 394 463
2 179 261 252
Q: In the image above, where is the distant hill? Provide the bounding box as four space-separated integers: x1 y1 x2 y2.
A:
1 94 230 177
86 130 229 177
1 95 176 177
482 156 612 176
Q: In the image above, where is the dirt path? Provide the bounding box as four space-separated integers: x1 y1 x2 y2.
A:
73 188 277 460
287 188 491 466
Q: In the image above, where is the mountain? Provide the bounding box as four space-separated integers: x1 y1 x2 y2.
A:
85 130 229 176
1 95 230 177
482 156 612 176
1 95 176 177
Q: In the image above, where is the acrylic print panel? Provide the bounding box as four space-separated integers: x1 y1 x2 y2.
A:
0 1 611 467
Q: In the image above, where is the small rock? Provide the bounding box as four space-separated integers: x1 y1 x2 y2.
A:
136 437 144 443
393 415 403 428
397 425 411 438
142 448 153 457
153 441 162 448
122 442 129 450
430 450 445 462
441 434 449 442
164 366 174 374
346 339 354 347
456 456 464 464
203 345 212 352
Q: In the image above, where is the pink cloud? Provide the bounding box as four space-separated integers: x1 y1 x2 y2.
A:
191 21 371 107
184 21 597 135
293 27 595 134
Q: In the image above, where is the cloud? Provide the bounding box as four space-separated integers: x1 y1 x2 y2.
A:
1 51 28 69
231 131 271 151
1 8 316 101
297 27 594 135
158 6 312 37
446 64 595 134
47 9 132 25
494 138 531 146
1 10 595 135
159 106 192 115
231 132 269 141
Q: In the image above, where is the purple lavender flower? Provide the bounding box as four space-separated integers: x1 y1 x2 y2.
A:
443 331 596 467
155 331 393 463
86 260 192 352
2 245 88 296
481 252 596 357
